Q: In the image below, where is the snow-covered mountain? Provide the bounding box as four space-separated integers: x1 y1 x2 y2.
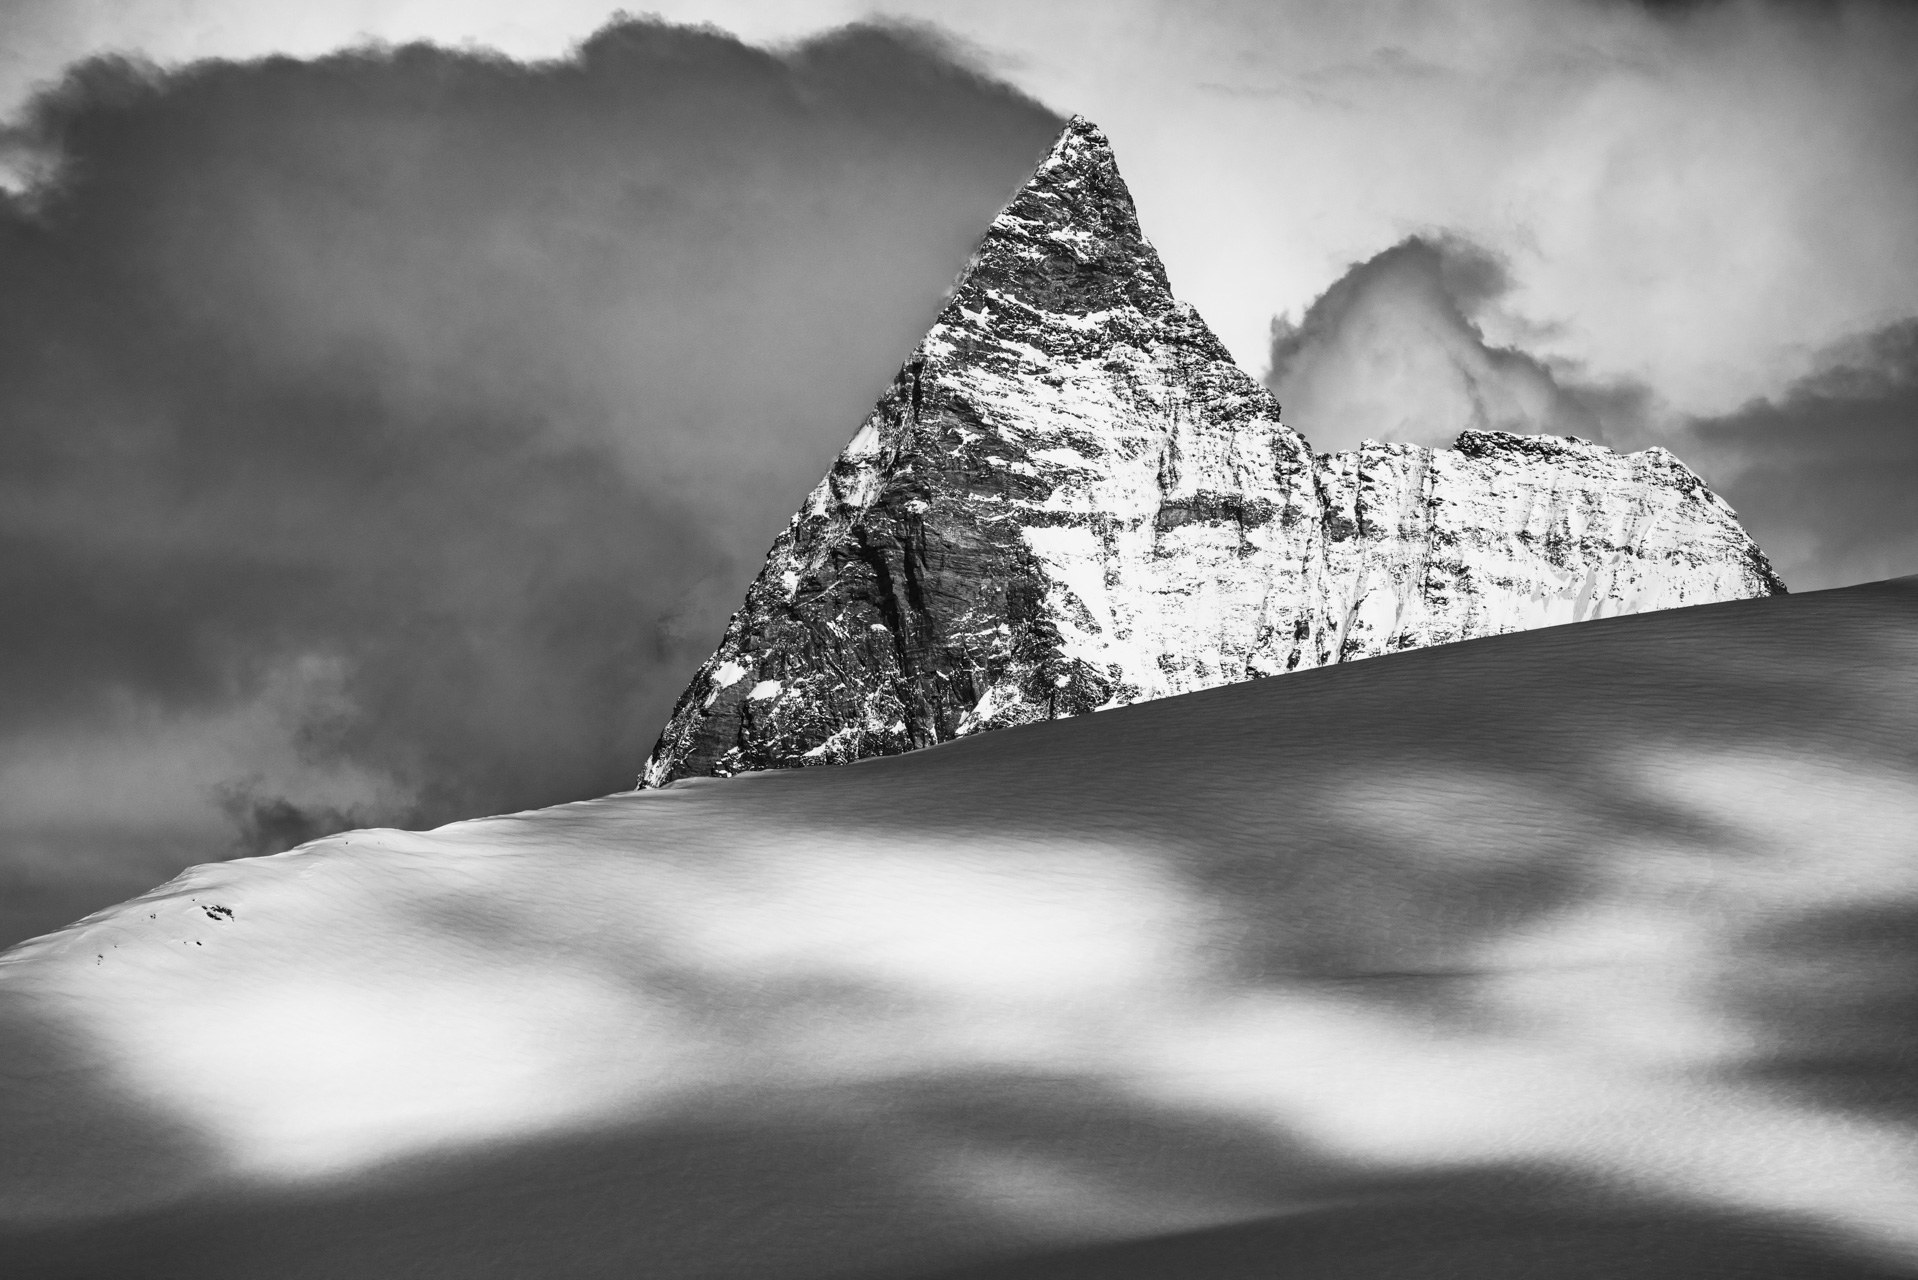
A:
643 118 1781 787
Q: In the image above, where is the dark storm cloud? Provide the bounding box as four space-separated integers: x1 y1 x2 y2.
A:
1263 235 1627 456
0 20 1062 864
1680 320 1918 591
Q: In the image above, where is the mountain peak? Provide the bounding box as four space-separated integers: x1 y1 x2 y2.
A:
1016 113 1127 216
937 114 1178 337
638 123 1781 787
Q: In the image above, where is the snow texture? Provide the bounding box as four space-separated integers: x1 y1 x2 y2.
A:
7 581 1918 1280
642 118 1783 787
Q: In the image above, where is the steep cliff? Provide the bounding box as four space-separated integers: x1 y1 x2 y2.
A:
641 117 1782 787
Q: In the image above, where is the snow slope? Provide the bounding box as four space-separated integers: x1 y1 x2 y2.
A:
642 119 1782 785
4 578 1917 1279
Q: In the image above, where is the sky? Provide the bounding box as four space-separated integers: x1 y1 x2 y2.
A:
1 0 1915 946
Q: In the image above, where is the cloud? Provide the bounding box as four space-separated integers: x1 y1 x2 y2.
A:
12 3 1918 416
1263 234 1618 455
1679 319 1918 592
0 18 1062 944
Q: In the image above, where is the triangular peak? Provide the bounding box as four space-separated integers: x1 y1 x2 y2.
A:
639 112 1781 787
1017 114 1137 227
939 114 1177 328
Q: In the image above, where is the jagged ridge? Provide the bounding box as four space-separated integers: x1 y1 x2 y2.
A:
641 117 1782 786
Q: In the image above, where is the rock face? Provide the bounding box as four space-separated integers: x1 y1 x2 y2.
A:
641 117 1783 787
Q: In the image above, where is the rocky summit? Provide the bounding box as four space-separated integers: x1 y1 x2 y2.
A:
641 117 1783 787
